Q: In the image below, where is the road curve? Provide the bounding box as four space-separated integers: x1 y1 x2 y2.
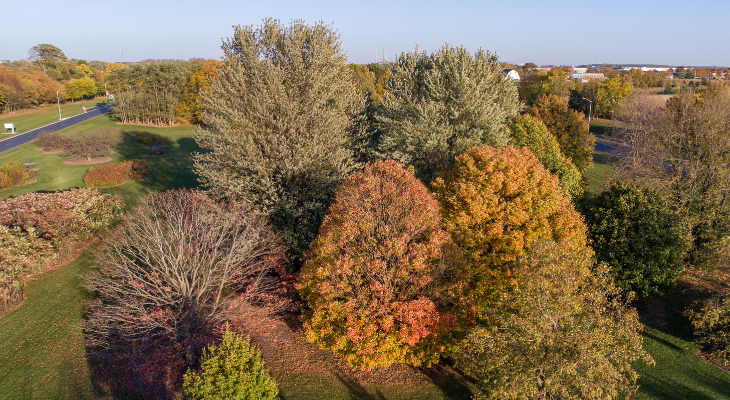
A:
0 104 115 154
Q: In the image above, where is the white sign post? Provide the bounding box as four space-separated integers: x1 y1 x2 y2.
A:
3 123 15 134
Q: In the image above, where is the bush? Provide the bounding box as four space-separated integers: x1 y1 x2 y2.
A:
687 293 730 364
183 329 278 400
35 131 73 152
134 131 171 146
300 160 461 369
432 145 589 317
508 114 583 199
457 241 653 399
83 159 150 187
84 190 286 397
35 127 123 160
0 189 123 311
581 183 687 296
0 161 35 190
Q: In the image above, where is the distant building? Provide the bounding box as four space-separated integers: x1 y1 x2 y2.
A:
570 72 605 82
503 69 520 82
572 67 589 73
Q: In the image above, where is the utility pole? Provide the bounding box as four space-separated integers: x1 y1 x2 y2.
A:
56 89 66 120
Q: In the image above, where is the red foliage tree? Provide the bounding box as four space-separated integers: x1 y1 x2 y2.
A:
299 160 463 369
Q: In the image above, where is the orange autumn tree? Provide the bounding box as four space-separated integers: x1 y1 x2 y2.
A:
299 160 462 369
432 146 589 317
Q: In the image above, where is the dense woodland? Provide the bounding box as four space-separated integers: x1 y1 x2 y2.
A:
3 19 730 400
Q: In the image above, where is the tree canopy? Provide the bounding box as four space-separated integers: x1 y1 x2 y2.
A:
432 145 589 316
299 160 461 369
373 45 520 181
457 241 653 400
194 19 364 267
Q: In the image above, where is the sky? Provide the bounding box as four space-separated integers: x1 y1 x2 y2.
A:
3 0 729 67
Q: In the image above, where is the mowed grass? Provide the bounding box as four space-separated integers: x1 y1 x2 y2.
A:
0 245 108 400
584 152 614 194
0 98 107 138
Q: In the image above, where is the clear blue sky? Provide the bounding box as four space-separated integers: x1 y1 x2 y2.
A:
4 0 729 67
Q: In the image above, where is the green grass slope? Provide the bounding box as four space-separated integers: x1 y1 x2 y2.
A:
0 246 105 400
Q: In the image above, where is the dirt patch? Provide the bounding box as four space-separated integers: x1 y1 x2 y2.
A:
63 157 112 165
117 121 180 128
241 313 466 387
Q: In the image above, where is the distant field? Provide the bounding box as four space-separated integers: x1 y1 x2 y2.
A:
0 98 107 139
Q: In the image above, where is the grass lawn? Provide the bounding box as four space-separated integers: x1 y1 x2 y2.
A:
0 245 107 400
0 98 107 138
584 152 614 193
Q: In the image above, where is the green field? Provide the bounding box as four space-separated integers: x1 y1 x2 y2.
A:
0 113 201 208
0 98 107 138
0 112 729 399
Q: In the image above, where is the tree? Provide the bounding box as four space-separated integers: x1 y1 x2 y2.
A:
431 145 589 316
65 77 97 104
28 44 67 75
595 75 634 118
176 60 222 124
582 183 687 296
299 160 461 369
528 93 594 176
183 329 278 400
84 190 287 397
194 19 364 267
614 86 730 255
373 45 520 181
108 62 193 126
457 241 653 400
508 114 583 199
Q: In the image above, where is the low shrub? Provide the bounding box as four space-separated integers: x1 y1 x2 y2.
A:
687 292 730 364
35 127 123 160
0 161 35 190
83 159 150 187
0 189 123 311
134 131 171 146
183 329 278 400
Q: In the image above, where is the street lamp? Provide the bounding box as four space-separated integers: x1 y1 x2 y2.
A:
56 88 66 121
582 98 592 126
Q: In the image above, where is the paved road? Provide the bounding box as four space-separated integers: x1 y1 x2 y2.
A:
0 104 115 153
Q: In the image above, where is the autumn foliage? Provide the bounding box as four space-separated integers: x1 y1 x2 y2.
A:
432 145 589 313
0 189 123 311
299 160 461 369
83 159 150 187
0 161 35 190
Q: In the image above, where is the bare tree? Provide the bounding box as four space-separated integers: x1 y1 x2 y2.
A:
614 86 730 253
84 189 287 396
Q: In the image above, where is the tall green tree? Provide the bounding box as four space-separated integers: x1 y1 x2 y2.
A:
373 45 520 181
107 62 193 126
595 75 634 118
194 19 364 267
528 94 594 177
582 183 687 296
508 114 583 199
28 44 67 75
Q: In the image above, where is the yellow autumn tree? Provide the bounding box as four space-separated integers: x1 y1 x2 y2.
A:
432 145 589 316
